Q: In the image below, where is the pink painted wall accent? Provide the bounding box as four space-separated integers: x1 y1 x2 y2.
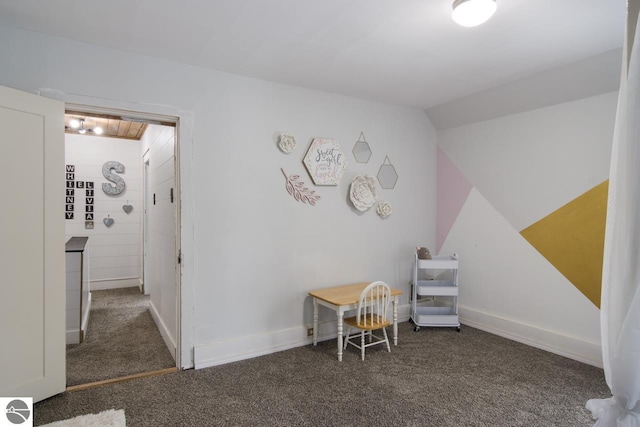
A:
436 146 473 254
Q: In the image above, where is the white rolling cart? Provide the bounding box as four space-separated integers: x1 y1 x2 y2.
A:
411 252 460 332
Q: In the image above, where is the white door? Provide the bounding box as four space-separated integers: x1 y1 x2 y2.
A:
0 85 66 402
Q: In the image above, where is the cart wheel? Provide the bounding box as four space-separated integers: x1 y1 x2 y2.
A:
414 326 420 332
456 326 461 332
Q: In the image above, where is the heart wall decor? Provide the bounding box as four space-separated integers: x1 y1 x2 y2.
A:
122 203 133 214
103 216 114 227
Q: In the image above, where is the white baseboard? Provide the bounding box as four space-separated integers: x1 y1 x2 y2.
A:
91 278 140 291
458 305 603 368
194 304 412 369
194 325 323 369
193 303 601 369
194 303 602 369
66 293 92 344
149 300 177 362
66 329 80 344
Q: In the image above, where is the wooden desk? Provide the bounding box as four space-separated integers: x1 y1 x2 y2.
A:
309 282 402 361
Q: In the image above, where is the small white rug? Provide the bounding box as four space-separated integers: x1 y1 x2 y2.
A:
40 409 126 427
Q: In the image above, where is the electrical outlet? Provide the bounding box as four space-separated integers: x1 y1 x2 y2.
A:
307 327 313 337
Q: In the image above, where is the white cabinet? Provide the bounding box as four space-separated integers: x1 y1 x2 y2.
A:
66 237 91 344
411 253 460 332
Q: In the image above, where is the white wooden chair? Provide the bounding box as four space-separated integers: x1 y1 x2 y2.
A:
343 281 392 360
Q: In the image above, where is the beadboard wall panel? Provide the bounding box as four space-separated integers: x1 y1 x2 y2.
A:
65 134 142 289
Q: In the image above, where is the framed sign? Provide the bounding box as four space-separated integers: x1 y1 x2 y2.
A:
303 138 348 186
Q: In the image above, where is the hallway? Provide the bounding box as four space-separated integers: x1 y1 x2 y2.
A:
66 288 175 387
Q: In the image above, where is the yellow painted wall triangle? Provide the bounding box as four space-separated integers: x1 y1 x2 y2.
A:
520 180 608 308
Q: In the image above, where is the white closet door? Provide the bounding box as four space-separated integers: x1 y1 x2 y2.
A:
0 85 65 402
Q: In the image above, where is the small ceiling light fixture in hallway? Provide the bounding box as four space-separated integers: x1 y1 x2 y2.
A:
67 118 103 135
452 0 497 27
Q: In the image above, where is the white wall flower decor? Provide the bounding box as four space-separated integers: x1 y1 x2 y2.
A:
377 201 392 218
349 175 377 212
278 133 297 154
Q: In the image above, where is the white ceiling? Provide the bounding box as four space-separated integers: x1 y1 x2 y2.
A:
0 0 627 110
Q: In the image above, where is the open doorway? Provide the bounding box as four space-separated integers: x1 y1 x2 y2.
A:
62 108 181 388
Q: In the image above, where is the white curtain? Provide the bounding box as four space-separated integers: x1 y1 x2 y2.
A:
586 10 640 427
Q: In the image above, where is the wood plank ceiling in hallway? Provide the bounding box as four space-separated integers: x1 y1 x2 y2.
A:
65 112 148 140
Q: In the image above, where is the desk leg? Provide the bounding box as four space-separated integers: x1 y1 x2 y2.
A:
393 297 398 346
313 298 318 346
337 310 344 362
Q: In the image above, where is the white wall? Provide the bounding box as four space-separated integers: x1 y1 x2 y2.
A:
436 92 617 366
190 80 437 366
65 134 142 290
0 25 437 368
141 124 178 360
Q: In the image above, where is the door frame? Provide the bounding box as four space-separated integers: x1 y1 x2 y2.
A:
142 150 150 295
64 102 183 370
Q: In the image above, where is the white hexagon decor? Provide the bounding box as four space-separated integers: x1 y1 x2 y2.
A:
377 156 398 189
303 138 348 186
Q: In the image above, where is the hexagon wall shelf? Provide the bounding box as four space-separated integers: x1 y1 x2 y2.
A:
352 131 372 163
377 156 398 189
303 138 348 186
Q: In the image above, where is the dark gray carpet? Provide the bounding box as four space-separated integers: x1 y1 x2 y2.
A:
40 322 608 426
66 287 175 386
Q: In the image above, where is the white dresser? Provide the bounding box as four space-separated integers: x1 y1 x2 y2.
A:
65 237 90 344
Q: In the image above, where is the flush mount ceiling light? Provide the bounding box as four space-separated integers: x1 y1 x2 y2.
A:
452 0 497 27
67 118 103 135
